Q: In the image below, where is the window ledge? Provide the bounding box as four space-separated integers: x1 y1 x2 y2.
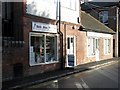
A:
104 53 111 55
87 55 95 57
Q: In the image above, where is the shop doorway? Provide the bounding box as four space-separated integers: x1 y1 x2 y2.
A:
67 36 76 67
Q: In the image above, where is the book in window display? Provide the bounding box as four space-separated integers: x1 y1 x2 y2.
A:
46 36 55 62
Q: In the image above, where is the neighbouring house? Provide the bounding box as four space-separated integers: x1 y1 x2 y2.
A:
80 11 115 64
2 0 115 82
81 2 120 57
61 10 115 68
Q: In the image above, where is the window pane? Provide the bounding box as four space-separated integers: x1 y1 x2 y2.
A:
88 38 91 56
31 36 34 46
108 39 111 53
105 39 107 54
71 37 73 43
103 11 108 23
99 11 108 25
46 36 57 62
93 38 96 55
67 38 70 49
88 38 94 56
98 39 100 49
30 36 44 64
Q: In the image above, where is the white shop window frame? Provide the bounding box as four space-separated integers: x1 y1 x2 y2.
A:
104 38 111 55
29 32 59 66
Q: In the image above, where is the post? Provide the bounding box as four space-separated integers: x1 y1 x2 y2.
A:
115 6 119 57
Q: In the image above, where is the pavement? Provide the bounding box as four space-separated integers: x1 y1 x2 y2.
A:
2 57 119 89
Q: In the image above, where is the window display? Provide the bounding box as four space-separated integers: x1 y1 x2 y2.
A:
46 36 55 62
29 33 58 66
30 36 44 64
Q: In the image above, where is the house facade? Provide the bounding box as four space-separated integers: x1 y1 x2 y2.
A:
2 0 114 81
80 11 114 65
81 2 120 57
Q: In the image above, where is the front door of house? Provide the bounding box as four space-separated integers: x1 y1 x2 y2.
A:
96 38 100 61
67 36 76 67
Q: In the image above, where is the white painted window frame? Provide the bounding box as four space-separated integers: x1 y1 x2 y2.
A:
87 37 100 57
87 37 95 57
104 38 111 55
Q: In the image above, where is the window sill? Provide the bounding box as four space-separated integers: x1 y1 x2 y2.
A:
30 61 59 66
104 53 111 55
87 54 96 57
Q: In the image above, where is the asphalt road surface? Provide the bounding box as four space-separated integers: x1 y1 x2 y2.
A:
27 61 119 89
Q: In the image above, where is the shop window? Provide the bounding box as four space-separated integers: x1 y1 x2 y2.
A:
30 36 44 64
46 36 57 62
29 33 58 66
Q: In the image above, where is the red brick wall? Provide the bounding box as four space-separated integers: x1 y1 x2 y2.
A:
2 15 61 81
22 16 61 77
60 22 113 67
2 16 113 81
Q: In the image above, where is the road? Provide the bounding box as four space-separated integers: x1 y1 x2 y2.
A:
26 61 119 89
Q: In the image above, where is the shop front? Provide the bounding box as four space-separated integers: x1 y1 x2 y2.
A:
29 22 59 66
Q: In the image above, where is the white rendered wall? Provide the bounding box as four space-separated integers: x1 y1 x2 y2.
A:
26 0 80 24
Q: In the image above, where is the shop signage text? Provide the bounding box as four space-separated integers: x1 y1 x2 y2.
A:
32 22 57 33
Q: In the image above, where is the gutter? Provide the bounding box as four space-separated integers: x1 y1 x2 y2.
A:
81 27 116 35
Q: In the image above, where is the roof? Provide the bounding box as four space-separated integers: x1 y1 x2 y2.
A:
81 2 118 11
81 11 115 34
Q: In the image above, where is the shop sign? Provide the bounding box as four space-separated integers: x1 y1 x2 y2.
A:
32 22 57 33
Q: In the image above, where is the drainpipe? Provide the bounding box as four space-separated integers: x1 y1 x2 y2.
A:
57 0 64 69
115 6 119 57
64 23 67 68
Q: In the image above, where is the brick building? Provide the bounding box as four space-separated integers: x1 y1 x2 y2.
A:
2 0 80 81
81 2 120 57
2 1 61 81
2 0 115 81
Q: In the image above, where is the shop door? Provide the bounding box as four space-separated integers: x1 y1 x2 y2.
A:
67 36 76 67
